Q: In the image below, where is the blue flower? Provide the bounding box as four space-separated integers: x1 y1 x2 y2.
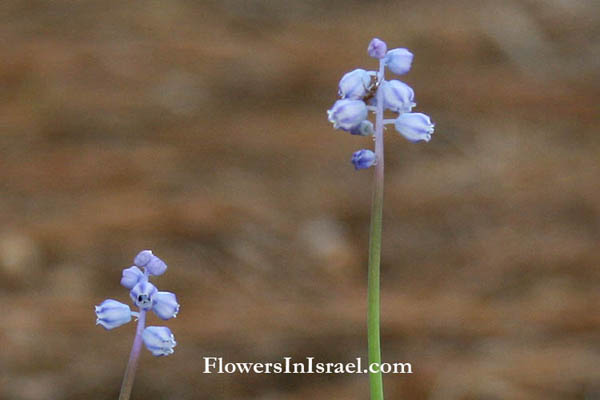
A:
95 299 132 330
133 250 153 267
338 69 371 100
96 249 181 384
351 149 376 170
130 280 158 310
327 99 368 132
384 48 413 75
120 266 145 289
394 113 434 142
368 38 387 59
379 80 415 113
146 256 167 276
134 250 167 276
350 120 374 136
143 326 177 356
152 291 180 320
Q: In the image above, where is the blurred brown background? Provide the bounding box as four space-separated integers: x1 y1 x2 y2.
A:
1 0 599 399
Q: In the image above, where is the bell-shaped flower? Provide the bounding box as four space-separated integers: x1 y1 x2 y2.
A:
134 250 167 276
394 113 434 142
338 69 371 100
327 99 368 132
351 149 376 170
143 326 177 356
379 80 415 113
120 266 145 289
95 299 132 330
368 38 387 59
349 120 374 136
384 48 413 75
152 291 180 320
130 280 158 310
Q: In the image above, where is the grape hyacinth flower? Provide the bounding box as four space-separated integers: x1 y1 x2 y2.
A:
142 326 177 356
95 299 132 330
338 69 372 100
352 149 376 170
327 99 368 132
95 250 180 400
327 38 434 400
394 112 435 142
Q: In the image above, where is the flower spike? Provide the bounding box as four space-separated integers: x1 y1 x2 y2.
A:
326 39 434 400
95 250 180 398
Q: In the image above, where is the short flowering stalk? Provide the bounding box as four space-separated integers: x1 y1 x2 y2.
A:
327 38 434 400
94 250 180 400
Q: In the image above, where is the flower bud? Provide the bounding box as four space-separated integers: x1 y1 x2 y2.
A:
133 250 153 267
152 291 180 320
384 48 413 75
368 38 387 59
338 69 371 100
130 280 158 310
120 266 145 289
95 299 132 330
327 99 368 132
394 113 434 142
349 120 374 136
379 80 415 113
134 249 167 276
146 256 167 276
143 326 176 356
351 149 376 170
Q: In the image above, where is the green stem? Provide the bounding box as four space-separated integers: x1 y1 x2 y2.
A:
367 58 386 400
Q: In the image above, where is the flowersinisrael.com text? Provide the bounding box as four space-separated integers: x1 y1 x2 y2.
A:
203 357 412 374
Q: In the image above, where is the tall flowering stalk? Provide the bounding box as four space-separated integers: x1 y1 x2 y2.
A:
328 38 434 399
95 250 180 400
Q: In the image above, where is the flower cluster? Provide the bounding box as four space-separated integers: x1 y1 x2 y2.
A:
327 38 434 170
95 250 179 356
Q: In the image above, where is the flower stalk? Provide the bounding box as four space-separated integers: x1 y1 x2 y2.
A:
119 309 146 400
327 38 434 400
367 57 386 400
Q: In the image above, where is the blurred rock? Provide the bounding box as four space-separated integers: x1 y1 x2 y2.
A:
0 233 42 283
298 217 355 276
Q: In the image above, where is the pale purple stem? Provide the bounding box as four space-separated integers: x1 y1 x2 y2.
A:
118 310 146 400
375 59 386 169
118 270 149 400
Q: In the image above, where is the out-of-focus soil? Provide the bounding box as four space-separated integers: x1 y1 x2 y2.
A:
1 1 599 399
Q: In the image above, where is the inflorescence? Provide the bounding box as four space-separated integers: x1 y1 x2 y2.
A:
327 38 434 169
95 250 179 356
